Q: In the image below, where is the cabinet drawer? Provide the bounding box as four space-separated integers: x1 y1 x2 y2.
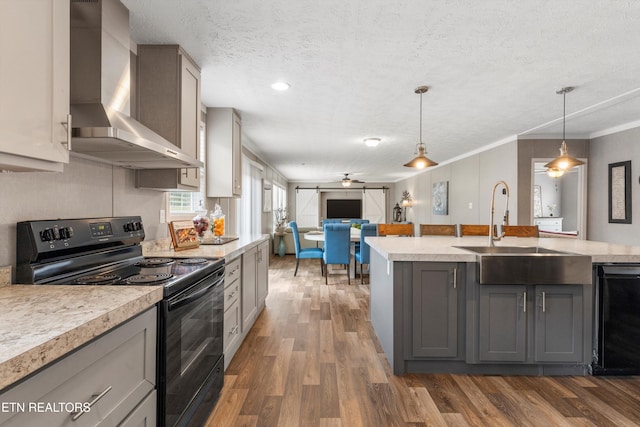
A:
224 299 241 354
224 276 240 311
225 257 241 287
0 308 156 427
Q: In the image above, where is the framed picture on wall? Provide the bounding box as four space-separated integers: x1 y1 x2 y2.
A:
432 181 449 215
608 160 631 224
533 185 543 218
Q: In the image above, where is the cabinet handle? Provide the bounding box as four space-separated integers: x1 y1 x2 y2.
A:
62 114 72 151
522 291 527 313
71 385 112 421
228 290 237 299
228 326 239 337
542 291 546 313
453 268 457 289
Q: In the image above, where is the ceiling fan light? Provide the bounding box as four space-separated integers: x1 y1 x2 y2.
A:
546 167 565 178
341 178 352 187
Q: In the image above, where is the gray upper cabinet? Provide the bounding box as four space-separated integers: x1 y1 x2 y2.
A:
0 0 70 172
478 284 583 363
135 45 201 190
206 108 242 197
411 262 459 358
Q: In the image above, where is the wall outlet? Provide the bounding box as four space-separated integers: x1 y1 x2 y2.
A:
468 202 473 210
159 209 166 224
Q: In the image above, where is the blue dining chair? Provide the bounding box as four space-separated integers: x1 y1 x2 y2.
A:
322 223 351 285
349 219 370 251
289 221 324 276
354 223 377 284
322 219 343 226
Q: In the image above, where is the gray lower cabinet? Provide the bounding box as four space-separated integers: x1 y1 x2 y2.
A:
478 284 583 363
223 257 242 370
0 307 157 427
534 285 583 362
479 285 527 362
411 262 459 357
256 241 269 309
242 246 258 330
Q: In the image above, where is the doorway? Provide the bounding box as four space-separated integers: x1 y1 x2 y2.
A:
532 161 587 238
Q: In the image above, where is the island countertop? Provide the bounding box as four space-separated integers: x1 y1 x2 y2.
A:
365 236 640 263
0 285 162 391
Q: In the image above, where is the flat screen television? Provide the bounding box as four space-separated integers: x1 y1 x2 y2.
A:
326 199 362 219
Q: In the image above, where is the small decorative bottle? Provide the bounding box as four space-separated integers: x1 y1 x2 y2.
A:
211 204 225 243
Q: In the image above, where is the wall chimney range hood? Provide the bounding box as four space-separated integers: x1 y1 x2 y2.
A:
70 0 202 169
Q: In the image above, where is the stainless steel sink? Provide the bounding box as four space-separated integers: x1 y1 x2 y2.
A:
456 245 568 255
455 246 592 285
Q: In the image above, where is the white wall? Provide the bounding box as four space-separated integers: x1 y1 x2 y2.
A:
588 126 640 245
393 140 519 228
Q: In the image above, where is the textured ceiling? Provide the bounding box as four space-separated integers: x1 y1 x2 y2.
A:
122 0 640 183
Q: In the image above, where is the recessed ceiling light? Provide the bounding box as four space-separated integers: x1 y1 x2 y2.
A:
364 138 381 147
271 81 290 91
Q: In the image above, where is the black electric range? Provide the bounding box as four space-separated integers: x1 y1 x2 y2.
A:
16 216 225 427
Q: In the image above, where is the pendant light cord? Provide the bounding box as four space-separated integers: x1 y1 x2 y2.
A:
419 90 423 146
562 90 566 142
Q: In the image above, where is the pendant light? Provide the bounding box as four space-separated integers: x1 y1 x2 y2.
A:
544 87 585 177
404 86 438 168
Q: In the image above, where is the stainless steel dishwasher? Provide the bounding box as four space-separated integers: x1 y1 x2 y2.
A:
592 265 640 375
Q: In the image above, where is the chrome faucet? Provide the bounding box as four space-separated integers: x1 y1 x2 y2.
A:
489 180 510 247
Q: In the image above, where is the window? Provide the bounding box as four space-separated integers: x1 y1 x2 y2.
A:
272 183 287 231
167 121 206 219
237 155 263 236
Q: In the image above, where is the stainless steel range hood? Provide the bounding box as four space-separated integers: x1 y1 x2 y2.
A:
70 0 202 169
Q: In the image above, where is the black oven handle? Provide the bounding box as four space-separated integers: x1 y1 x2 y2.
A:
168 276 223 311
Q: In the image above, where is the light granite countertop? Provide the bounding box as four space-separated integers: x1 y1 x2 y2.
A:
143 234 270 260
0 285 162 391
366 236 640 263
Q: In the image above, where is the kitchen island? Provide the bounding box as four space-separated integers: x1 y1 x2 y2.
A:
365 236 640 375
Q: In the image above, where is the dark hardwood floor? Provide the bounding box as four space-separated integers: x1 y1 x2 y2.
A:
207 255 640 426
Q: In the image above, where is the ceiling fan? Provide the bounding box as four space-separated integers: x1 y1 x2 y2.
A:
340 173 364 187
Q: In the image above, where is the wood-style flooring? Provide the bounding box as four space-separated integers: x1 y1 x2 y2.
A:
206 255 640 426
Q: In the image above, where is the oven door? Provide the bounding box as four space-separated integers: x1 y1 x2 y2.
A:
160 266 224 427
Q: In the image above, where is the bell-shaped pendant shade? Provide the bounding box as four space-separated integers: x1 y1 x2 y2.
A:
404 144 438 169
404 86 438 168
545 87 584 177
544 140 585 172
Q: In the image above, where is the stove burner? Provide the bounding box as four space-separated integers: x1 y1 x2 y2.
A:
126 273 174 284
138 258 175 267
179 258 208 265
74 274 121 285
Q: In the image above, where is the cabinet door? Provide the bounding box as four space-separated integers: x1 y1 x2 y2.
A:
479 285 527 362
180 54 200 158
257 242 269 307
116 390 156 427
534 285 583 362
242 246 258 330
412 263 458 357
0 0 69 171
231 112 242 196
224 299 242 369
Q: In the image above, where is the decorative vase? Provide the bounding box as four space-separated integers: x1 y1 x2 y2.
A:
277 234 286 257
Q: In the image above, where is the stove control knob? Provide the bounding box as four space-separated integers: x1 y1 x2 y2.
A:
124 222 134 232
59 227 73 240
133 221 142 231
40 229 55 241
